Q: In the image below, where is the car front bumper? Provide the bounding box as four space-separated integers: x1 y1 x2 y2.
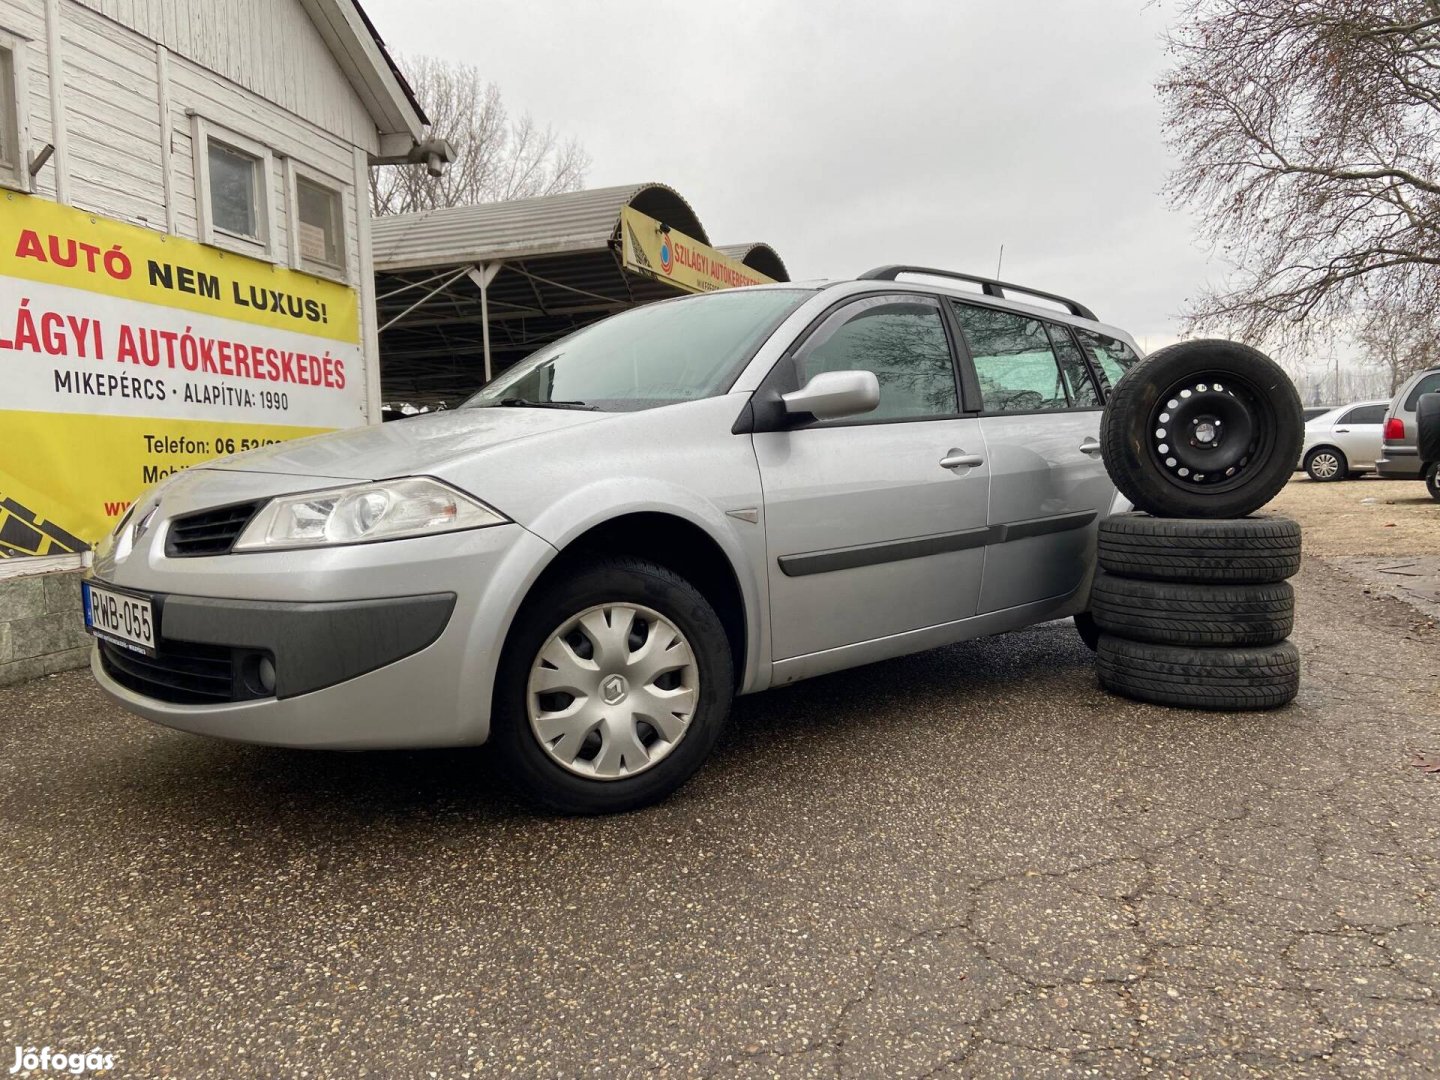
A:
88 471 558 747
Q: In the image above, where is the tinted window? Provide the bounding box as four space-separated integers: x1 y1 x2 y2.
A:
1047 323 1101 408
1404 372 1440 411
801 299 957 420
1075 327 1141 390
467 288 808 413
1340 404 1386 425
951 303 1069 413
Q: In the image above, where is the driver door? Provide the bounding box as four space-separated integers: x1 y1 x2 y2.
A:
752 294 991 664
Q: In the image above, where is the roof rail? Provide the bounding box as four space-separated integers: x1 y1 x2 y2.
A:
858 265 1097 322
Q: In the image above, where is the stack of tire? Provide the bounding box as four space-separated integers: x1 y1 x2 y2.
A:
1086 340 1306 711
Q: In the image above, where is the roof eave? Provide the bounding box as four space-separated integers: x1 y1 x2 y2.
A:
299 0 427 144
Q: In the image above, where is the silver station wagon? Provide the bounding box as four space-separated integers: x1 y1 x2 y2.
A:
87 268 1143 812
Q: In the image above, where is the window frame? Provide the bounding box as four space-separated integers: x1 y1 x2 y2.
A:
1044 321 1106 411
285 157 349 282
948 298 1097 417
776 292 968 428
1338 404 1386 425
191 115 275 259
1404 372 1440 411
0 28 33 193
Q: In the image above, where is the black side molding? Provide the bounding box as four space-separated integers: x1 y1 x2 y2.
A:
777 511 1097 578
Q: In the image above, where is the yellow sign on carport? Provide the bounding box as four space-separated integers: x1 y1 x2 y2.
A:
620 206 776 294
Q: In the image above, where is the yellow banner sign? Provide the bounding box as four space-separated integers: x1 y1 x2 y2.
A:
0 191 365 556
620 206 776 294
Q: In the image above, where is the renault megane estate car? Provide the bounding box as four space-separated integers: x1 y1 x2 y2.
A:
87 267 1150 812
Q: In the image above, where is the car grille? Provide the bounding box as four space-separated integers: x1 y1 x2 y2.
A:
98 638 271 705
164 501 263 557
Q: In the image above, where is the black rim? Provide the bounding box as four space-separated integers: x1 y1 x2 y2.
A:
1146 370 1275 494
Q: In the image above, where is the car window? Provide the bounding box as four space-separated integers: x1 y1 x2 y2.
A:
1404 372 1440 411
950 302 1070 413
1074 327 1141 390
1046 323 1102 408
464 288 809 413
1339 404 1386 425
800 299 958 420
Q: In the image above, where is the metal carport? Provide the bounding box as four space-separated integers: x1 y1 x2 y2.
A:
371 182 790 407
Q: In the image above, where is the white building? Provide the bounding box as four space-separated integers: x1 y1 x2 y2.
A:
0 0 431 683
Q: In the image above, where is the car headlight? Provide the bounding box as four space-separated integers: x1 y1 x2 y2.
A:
232 477 508 551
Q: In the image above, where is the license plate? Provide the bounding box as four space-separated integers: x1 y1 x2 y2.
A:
83 582 157 657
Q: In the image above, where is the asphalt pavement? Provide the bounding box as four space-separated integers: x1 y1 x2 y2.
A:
1 558 1437 1078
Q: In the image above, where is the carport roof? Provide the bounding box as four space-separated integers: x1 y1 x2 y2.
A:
370 182 711 272
372 183 791 406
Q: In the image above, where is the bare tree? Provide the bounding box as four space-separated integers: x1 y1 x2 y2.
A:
1355 296 1440 394
371 55 590 215
1159 1 1440 351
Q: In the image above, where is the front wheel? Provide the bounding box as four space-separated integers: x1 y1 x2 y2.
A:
1427 463 1440 502
492 557 734 814
1304 447 1347 482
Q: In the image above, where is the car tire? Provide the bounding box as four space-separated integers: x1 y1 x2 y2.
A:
491 556 734 815
1426 462 1440 502
1417 393 1440 465
1097 513 1302 584
1303 446 1347 482
1096 634 1300 711
1099 339 1304 518
1091 573 1293 647
1074 611 1101 652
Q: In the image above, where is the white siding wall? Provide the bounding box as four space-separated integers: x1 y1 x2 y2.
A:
0 0 383 410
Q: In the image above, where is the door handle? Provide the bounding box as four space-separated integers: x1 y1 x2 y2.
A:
1334 428 1350 433
1079 437 1103 456
940 449 985 470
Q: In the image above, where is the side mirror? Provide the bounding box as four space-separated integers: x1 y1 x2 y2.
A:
781 370 880 422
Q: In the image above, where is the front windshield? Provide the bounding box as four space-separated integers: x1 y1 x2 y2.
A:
464 288 809 412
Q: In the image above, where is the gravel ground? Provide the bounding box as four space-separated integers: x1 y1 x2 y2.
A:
1271 474 1439 557
1 506 1438 1077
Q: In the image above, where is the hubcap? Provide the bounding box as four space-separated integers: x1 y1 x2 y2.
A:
527 603 698 780
1310 452 1339 479
1149 375 1268 489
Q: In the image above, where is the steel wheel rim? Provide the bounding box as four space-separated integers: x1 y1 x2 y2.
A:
526 602 699 781
1147 371 1275 493
1309 451 1340 480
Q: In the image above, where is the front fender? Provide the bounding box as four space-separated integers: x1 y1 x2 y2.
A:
519 478 772 695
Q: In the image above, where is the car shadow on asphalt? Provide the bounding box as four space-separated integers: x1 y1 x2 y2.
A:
93 620 1102 827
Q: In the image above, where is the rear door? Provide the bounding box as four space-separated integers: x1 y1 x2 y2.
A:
1331 403 1386 469
754 294 990 661
948 302 1119 614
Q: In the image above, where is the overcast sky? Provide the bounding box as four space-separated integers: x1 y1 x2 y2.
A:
365 0 1213 352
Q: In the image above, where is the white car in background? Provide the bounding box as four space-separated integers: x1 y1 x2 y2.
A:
1298 400 1389 481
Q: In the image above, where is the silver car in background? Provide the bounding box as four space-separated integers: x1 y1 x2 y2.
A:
1297 400 1389 481
85 268 1139 812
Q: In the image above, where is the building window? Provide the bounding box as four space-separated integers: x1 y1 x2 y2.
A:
208 141 261 238
0 34 27 190
295 175 344 271
192 116 272 257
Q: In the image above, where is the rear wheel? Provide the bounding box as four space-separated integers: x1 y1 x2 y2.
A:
1427 463 1440 502
1304 447 1347 482
492 557 733 814
1100 339 1303 518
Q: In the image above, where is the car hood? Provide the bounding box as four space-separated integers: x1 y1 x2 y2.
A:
206 407 611 481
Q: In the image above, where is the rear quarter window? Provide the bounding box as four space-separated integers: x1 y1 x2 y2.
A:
1404 372 1440 411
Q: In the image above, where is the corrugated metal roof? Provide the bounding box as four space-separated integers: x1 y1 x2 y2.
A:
716 243 790 283
370 182 710 271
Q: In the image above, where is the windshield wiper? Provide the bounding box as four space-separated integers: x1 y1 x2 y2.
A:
495 397 598 411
